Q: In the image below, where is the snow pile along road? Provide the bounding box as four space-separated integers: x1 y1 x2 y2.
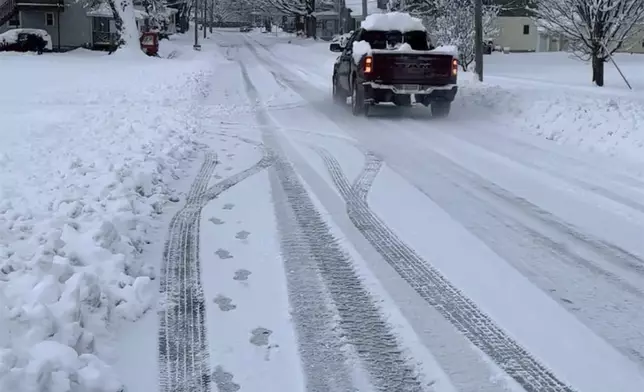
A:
455 53 644 162
0 48 213 391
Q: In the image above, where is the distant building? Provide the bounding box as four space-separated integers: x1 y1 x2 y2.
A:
0 0 176 51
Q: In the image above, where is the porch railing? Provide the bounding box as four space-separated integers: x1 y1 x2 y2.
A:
92 31 117 46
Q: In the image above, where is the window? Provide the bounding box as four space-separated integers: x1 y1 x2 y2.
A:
8 14 19 27
523 24 530 35
359 30 430 50
45 12 54 26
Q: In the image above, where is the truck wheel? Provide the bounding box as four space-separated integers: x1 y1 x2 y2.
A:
351 80 369 116
332 74 346 104
431 101 451 118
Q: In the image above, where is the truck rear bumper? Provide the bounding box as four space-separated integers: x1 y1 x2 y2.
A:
363 82 458 104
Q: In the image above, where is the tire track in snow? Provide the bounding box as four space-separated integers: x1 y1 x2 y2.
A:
251 33 644 279
159 144 275 392
312 146 577 392
237 52 427 392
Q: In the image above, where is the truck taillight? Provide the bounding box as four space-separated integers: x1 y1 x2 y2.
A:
452 58 458 76
364 56 373 73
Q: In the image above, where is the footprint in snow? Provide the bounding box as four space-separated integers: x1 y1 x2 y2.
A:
214 174 223 180
212 366 240 392
209 217 225 225
213 294 236 311
223 203 235 210
227 153 235 158
216 249 233 259
250 327 272 346
233 269 252 281
235 230 250 240
225 166 233 171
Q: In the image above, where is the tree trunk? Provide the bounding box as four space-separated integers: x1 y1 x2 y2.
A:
106 0 125 52
591 54 605 87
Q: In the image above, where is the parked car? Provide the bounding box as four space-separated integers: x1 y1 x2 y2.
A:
239 26 252 32
0 29 52 54
330 17 458 118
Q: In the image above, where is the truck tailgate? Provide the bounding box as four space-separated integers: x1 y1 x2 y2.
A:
368 51 455 86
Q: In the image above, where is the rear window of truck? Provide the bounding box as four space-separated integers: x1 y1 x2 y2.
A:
360 30 429 50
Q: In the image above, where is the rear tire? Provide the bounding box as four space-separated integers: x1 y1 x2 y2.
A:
351 79 369 116
431 101 451 118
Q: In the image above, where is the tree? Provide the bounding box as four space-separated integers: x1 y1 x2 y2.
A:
533 0 644 86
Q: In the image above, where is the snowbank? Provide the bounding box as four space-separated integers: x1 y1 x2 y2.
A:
352 40 371 63
0 42 215 390
0 29 53 51
455 78 644 162
361 12 426 32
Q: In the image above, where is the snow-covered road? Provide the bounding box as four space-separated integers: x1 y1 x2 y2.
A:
180 31 644 392
3 29 644 392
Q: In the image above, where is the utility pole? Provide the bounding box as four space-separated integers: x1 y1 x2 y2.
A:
474 0 483 81
193 0 200 49
209 0 213 33
361 0 367 23
203 0 207 38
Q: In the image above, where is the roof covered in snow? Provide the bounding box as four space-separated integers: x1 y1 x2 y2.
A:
360 12 426 32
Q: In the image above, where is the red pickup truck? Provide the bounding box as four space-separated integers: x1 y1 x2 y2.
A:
330 26 458 117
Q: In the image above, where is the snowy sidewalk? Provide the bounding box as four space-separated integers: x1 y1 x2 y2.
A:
0 39 216 391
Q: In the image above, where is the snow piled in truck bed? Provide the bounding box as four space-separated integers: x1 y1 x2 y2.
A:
430 45 459 56
352 40 371 63
360 12 426 32
0 47 214 390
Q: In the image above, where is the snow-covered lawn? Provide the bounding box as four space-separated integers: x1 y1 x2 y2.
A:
0 39 214 391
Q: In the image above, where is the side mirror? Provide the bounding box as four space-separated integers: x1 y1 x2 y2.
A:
329 42 343 52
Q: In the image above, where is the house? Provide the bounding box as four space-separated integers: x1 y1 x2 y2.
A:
492 16 538 52
0 0 92 51
0 0 177 51
616 29 644 54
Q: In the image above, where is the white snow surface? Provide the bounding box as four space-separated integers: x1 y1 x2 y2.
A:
360 12 426 32
352 40 372 63
0 29 53 51
0 37 214 391
239 35 644 390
